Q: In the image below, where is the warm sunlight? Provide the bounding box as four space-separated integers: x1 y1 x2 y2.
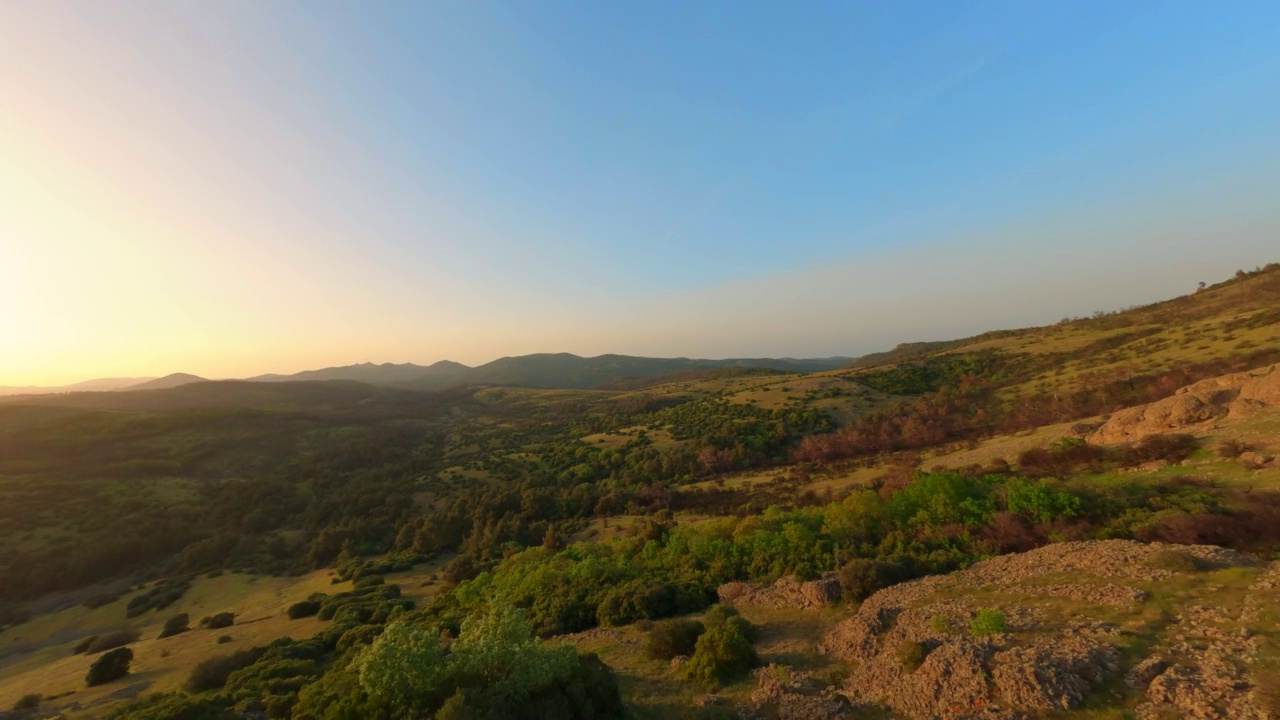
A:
1 4 1279 716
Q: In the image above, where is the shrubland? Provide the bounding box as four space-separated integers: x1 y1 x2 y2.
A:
2 265 1280 717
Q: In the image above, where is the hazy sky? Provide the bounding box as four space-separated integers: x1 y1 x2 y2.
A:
3 1 1280 385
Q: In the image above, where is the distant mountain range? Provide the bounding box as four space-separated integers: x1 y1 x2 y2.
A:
0 354 854 398
0 377 155 397
245 354 852 391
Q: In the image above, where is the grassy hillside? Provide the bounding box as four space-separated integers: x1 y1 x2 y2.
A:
1 264 1278 718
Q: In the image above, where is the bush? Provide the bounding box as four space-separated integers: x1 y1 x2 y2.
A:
82 592 121 609
1218 439 1255 459
702 604 757 642
202 612 235 629
72 635 97 655
683 605 757 689
86 647 133 686
158 613 190 639
86 630 140 654
13 694 41 710
286 601 321 619
896 639 927 671
1146 549 1202 572
684 622 757 689
836 557 912 601
968 608 1006 636
1122 434 1199 465
646 618 705 660
124 578 192 618
928 614 949 633
185 649 261 692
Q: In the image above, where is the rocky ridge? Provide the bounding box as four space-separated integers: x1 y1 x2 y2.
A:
1090 363 1280 444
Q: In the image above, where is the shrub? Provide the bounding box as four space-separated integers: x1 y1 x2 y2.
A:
82 592 121 609
86 630 140 654
86 647 133 686
684 621 757 689
1123 434 1199 465
286 601 321 619
1146 549 1202 572
124 578 192 618
836 557 912 601
702 604 757 642
185 649 261 692
1218 439 1254 459
646 618 705 660
896 639 927 671
158 613 190 639
202 612 235 629
102 693 237 720
928 614 949 633
968 608 1006 636
13 694 41 710
72 635 98 654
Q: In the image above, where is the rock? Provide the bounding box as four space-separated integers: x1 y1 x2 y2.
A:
717 572 841 609
1090 364 1280 444
1069 421 1101 436
993 638 1120 710
1238 451 1273 469
748 664 851 720
818 541 1268 720
1126 656 1168 689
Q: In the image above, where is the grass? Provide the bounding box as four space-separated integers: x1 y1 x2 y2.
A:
0 568 352 714
565 605 845 718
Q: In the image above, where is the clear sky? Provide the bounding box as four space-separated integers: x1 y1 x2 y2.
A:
3 1 1280 385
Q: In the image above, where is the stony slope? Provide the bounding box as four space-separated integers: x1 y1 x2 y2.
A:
814 540 1278 719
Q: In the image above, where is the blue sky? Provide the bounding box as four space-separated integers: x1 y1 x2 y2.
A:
2 1 1280 382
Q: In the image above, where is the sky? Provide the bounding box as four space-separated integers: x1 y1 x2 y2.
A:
2 1 1280 385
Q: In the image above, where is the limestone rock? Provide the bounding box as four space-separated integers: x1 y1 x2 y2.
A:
717 571 841 609
1090 364 1280 444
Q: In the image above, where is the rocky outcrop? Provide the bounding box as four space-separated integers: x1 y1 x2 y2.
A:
819 540 1272 720
1137 618 1272 720
746 664 852 720
718 572 841 609
992 632 1121 710
1089 363 1280 443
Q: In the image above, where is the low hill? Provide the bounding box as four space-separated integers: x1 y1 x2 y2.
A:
122 373 206 391
249 361 465 385
0 377 154 397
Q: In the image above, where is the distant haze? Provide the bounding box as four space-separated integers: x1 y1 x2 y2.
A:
3 2 1280 385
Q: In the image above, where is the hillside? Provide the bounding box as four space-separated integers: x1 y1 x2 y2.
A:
248 361 455 385
121 373 207 392
0 264 1278 719
0 378 154 398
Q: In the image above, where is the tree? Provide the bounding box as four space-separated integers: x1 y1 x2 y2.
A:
86 647 133 686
